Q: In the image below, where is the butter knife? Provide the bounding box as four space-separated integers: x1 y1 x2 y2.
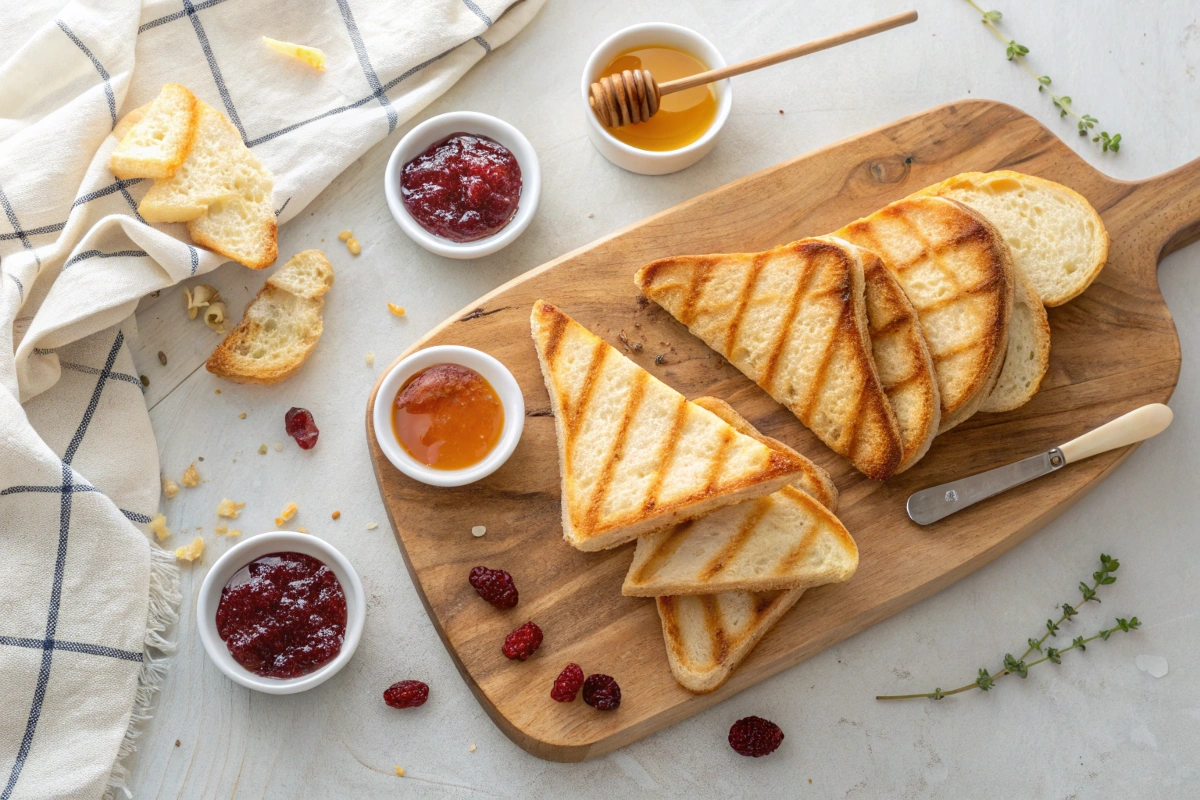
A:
907 403 1174 525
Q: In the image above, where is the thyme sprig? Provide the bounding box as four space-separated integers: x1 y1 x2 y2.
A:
878 554 1140 701
963 1 1122 153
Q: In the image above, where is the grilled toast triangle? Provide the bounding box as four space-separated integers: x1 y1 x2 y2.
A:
835 195 1015 433
624 397 857 596
654 397 842 693
530 301 811 552
635 236 903 480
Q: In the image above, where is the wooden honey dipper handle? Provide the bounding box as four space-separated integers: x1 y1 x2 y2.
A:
590 10 918 128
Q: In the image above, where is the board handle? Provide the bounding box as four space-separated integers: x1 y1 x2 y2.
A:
1133 155 1200 258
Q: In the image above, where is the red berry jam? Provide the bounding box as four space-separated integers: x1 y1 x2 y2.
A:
215 551 346 679
400 133 522 243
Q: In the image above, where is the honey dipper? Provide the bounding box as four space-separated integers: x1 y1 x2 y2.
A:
589 10 919 128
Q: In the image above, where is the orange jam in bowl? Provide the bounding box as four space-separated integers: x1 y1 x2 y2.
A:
597 45 717 151
392 363 504 470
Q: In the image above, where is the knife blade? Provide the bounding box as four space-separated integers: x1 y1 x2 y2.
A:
906 403 1174 525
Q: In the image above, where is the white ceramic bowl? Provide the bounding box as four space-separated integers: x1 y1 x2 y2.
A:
373 345 525 487
384 112 541 259
197 532 365 694
581 23 733 175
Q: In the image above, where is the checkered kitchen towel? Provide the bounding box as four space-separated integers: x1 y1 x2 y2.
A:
0 1 544 796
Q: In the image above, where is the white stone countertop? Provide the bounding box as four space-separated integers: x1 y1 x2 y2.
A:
125 1 1200 796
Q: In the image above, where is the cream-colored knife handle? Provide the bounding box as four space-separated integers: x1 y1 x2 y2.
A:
1058 404 1173 464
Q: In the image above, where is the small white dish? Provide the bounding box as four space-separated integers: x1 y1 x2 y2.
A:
384 111 541 259
372 345 525 487
581 23 733 175
197 532 365 695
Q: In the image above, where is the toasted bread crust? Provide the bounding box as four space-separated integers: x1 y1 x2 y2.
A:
636 238 904 479
109 84 198 180
836 196 1014 433
980 269 1051 412
187 213 278 270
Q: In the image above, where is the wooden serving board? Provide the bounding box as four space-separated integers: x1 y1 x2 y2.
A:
366 101 1200 761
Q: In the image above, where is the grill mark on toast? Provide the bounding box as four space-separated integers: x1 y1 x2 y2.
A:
760 242 821 389
699 596 730 666
773 516 823 576
797 261 852 421
539 303 569 366
932 340 983 362
581 369 648 534
702 427 735 494
566 339 608 436
631 520 695 585
699 498 773 581
724 252 768 356
679 257 718 326
641 397 689 513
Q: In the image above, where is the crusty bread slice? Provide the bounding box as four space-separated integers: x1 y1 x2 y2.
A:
111 102 150 143
636 237 903 480
109 84 197 180
655 399 841 693
858 244 941 472
206 250 333 384
186 193 278 270
836 196 1015 434
980 269 1051 412
530 301 811 552
916 171 1108 306
624 398 857 596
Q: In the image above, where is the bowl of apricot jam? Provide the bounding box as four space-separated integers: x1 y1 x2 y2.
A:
372 345 525 487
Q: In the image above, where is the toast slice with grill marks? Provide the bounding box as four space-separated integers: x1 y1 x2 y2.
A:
635 237 903 480
655 397 842 693
624 397 857 596
835 196 1015 433
530 301 811 552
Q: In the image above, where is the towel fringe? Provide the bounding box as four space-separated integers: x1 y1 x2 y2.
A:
103 545 181 799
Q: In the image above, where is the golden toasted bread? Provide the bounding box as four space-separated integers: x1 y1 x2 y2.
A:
635 237 903 480
859 246 941 471
206 250 333 384
108 84 197 180
624 398 857 596
654 400 842 693
916 170 1108 306
836 196 1014 433
530 301 811 552
980 269 1051 412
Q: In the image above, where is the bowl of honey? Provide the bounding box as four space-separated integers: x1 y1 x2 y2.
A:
581 23 732 175
372 345 525 487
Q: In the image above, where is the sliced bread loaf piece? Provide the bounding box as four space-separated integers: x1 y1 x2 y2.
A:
918 170 1108 306
980 269 1051 412
109 84 198 180
206 250 333 384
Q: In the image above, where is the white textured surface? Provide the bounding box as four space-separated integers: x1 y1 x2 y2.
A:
125 0 1200 796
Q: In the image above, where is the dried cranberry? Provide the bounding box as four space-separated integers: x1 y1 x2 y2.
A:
582 674 621 710
728 716 784 757
285 407 319 449
502 621 542 660
383 680 429 709
469 566 518 609
551 663 584 702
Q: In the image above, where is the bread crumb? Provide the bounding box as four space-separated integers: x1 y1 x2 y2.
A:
214 389 221 394
332 510 341 520
238 412 246 419
469 743 476 753
216 498 245 518
587 212 594 218
347 238 361 255
273 442 283 452
262 36 327 70
162 478 179 499
471 525 486 538
148 514 171 541
393 766 404 777
214 524 228 535
174 536 205 562
275 502 298 526
181 463 200 487
366 522 378 530
338 230 353 242
296 526 308 533
258 443 268 455
365 352 375 367
387 303 406 316
228 529 242 537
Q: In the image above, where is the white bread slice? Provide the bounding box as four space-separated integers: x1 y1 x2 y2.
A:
635 237 904 480
206 250 333 384
836 196 1015 434
917 171 1108 306
655 397 841 693
111 102 150 143
981 269 1051 412
530 301 811 552
186 193 278 270
108 84 198 180
859 245 940 472
624 398 857 596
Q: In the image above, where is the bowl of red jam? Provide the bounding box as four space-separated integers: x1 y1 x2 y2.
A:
197 532 365 694
372 345 525 487
385 112 541 259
